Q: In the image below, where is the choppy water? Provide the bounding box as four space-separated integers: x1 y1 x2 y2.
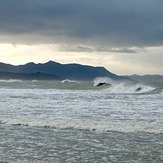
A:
0 79 163 162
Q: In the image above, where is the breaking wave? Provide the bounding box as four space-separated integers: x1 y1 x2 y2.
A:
94 77 155 94
0 79 23 83
0 78 160 93
61 79 81 83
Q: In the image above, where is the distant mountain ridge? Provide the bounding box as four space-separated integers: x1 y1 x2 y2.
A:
0 71 61 80
0 61 125 80
127 74 163 83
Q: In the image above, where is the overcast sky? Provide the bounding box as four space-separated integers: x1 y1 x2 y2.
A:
0 0 163 75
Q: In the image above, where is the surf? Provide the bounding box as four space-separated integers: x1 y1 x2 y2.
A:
0 117 162 134
93 77 156 94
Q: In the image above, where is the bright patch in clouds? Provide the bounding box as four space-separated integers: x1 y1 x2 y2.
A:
0 44 57 64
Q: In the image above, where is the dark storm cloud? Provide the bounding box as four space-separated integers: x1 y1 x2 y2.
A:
0 0 163 49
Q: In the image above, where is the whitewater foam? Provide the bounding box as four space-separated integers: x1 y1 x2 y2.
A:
0 79 162 163
0 80 162 134
0 117 162 133
0 79 23 83
61 79 81 83
93 77 155 94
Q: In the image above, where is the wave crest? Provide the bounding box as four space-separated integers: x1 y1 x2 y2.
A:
93 77 155 93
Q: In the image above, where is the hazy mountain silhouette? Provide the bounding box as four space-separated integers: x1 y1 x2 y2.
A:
0 61 126 80
127 74 163 83
0 71 61 80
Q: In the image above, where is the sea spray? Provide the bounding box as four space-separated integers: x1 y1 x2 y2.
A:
93 77 155 93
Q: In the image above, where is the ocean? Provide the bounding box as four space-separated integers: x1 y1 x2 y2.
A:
0 78 163 163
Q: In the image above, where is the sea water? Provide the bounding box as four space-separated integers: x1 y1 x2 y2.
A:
0 79 162 162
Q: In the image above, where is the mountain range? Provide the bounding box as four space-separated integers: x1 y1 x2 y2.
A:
0 61 125 81
127 74 163 83
0 61 163 82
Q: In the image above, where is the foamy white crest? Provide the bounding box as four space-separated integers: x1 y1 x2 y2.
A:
61 79 80 83
94 77 155 93
107 83 155 94
93 77 114 87
0 79 23 83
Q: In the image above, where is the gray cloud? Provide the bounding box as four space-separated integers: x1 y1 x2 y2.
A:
0 0 163 48
57 44 144 53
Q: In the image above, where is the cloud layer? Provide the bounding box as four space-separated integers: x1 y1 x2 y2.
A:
0 0 163 49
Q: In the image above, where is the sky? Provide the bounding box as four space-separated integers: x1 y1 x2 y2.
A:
0 0 163 75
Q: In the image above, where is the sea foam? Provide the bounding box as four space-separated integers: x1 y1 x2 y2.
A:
93 77 155 94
